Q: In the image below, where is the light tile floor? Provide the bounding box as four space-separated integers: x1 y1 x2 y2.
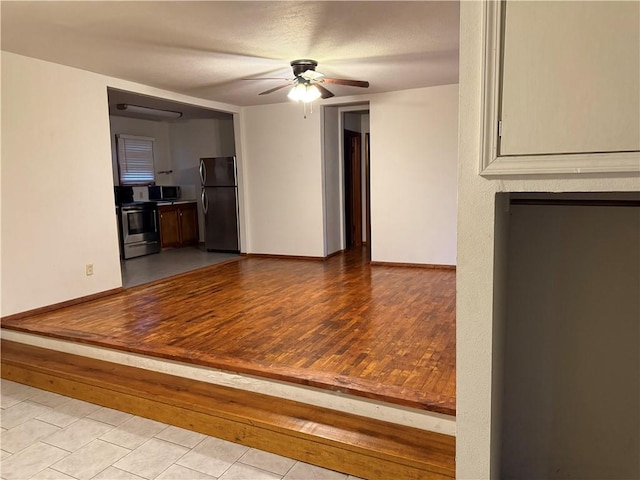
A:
121 247 239 288
1 380 363 480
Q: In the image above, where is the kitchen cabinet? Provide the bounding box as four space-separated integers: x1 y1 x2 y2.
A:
480 0 639 175
158 202 199 248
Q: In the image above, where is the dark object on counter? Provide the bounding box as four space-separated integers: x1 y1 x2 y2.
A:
149 185 181 201
114 186 134 205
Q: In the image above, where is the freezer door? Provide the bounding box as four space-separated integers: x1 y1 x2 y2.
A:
200 157 236 187
203 186 239 252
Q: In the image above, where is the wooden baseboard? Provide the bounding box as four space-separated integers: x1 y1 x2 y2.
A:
246 250 353 261
325 249 346 260
246 253 325 261
1 340 454 480
370 261 456 270
1 288 124 322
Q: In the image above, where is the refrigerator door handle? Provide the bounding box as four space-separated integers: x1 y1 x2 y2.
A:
201 189 209 214
199 159 206 185
232 156 238 187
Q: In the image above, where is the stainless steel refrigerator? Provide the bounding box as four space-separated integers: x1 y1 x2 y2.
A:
199 156 240 252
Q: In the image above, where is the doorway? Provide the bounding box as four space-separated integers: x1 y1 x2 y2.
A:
342 112 371 259
320 105 370 259
343 129 361 248
107 88 239 287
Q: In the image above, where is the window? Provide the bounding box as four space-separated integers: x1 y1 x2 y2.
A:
117 134 155 185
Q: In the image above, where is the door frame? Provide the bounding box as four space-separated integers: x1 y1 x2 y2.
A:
338 107 371 257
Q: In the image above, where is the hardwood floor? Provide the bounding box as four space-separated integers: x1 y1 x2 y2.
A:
1 248 456 415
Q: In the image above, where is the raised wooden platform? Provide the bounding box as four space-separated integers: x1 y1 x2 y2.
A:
1 249 456 415
1 340 455 480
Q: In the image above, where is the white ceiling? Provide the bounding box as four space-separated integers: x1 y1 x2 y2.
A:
1 1 460 108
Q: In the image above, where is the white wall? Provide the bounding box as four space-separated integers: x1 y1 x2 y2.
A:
241 87 458 263
323 106 342 256
369 85 458 265
1 52 121 315
109 116 174 190
241 102 325 257
456 2 640 478
1 52 239 316
344 112 362 132
361 114 370 134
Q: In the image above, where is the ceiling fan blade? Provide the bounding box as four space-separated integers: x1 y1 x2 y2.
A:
315 84 335 99
259 84 291 95
323 78 370 88
242 77 291 81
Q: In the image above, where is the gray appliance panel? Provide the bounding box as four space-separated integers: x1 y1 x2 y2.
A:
119 204 160 259
203 186 239 252
122 240 161 260
200 157 236 187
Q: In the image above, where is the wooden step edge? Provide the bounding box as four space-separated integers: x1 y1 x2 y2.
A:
0 343 455 475
0 339 456 453
1 323 455 416
0 341 455 457
1 340 455 480
0 324 455 416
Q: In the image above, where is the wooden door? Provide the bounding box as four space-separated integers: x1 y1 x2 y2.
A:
351 134 362 247
344 129 362 248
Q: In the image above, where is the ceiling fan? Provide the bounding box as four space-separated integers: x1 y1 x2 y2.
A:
248 59 370 102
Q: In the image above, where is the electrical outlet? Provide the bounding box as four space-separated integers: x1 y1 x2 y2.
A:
86 264 94 276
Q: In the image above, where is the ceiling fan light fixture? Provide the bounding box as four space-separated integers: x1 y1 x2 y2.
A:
287 83 321 103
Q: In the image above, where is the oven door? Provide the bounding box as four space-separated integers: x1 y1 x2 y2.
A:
121 207 159 244
120 206 160 259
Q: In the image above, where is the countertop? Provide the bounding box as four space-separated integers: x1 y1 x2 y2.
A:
155 200 197 206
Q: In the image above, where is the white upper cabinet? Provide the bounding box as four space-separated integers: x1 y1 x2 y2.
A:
480 1 640 175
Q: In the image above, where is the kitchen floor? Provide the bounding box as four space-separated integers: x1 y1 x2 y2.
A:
121 247 239 288
0 380 362 480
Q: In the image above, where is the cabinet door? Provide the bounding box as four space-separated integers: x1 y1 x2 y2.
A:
158 207 180 248
500 1 639 156
480 0 640 175
179 204 199 246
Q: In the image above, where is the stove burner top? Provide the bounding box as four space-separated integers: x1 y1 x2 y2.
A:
120 201 158 209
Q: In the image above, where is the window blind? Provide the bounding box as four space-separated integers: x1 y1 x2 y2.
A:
117 134 156 185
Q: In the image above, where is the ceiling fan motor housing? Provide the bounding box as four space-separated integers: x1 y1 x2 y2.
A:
291 59 318 77
255 59 367 98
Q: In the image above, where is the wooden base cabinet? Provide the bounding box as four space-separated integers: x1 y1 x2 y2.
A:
158 203 199 248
